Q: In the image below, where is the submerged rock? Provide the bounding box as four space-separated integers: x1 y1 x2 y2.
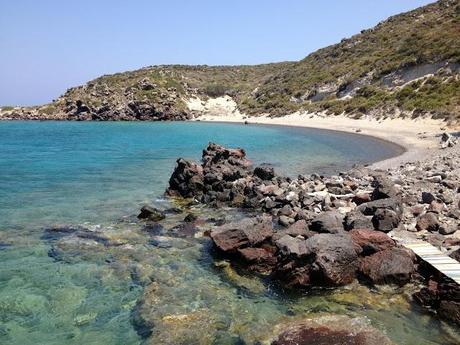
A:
42 225 90 241
414 271 460 326
268 315 393 345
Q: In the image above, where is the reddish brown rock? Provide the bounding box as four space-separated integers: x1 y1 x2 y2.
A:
238 246 277 272
350 228 395 255
270 315 393 345
359 248 415 285
438 301 460 325
210 215 273 252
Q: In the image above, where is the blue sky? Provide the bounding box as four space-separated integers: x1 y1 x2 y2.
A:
0 0 434 106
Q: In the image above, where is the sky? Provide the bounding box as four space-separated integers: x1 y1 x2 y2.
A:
0 0 435 106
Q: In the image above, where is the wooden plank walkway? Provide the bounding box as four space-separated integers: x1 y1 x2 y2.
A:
398 239 460 284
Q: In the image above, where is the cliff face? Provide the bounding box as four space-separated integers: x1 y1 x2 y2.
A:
1 0 459 123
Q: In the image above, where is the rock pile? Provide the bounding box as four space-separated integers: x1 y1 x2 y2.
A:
165 142 460 323
166 143 421 288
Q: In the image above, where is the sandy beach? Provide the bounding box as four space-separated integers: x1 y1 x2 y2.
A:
187 96 454 170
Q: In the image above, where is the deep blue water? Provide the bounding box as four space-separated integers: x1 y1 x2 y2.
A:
2 121 458 345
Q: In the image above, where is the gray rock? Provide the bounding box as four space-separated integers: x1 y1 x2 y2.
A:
344 211 373 231
372 174 399 199
279 215 294 227
372 209 400 232
279 204 293 217
310 211 345 233
358 198 403 217
305 233 358 286
439 224 457 235
416 212 439 232
275 235 308 257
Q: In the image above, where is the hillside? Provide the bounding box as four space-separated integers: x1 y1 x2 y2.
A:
1 0 459 123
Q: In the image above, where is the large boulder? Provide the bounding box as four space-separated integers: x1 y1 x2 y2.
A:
305 233 358 286
210 215 273 252
358 248 415 285
272 233 358 288
275 235 308 257
202 143 252 182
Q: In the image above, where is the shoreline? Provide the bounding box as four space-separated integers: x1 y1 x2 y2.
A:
193 112 450 170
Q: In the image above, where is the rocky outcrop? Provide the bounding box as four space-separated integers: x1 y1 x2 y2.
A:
165 143 424 289
164 142 460 329
207 216 413 289
167 159 204 198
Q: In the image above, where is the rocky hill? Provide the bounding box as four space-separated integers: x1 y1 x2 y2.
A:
1 0 459 123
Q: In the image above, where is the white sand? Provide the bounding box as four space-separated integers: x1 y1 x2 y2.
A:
187 97 454 170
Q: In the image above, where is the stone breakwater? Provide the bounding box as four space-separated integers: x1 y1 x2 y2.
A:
165 142 460 326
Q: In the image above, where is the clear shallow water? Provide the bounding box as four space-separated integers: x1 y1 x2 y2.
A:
0 121 458 345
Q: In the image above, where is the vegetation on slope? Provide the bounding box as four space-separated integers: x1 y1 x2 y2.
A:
241 0 460 121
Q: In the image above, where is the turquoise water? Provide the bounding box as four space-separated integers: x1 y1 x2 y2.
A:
0 121 400 229
0 121 458 345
